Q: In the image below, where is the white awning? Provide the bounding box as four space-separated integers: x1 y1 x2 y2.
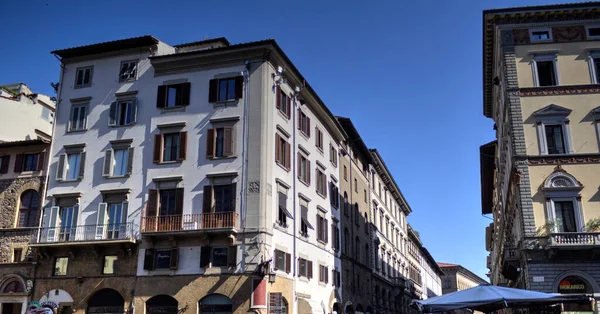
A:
298 298 324 314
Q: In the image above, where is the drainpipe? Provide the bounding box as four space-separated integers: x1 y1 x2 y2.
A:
291 92 298 314
240 61 250 271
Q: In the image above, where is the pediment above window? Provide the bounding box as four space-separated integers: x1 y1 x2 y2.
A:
533 104 572 118
543 165 582 190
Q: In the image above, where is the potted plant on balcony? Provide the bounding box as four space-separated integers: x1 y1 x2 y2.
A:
586 217 600 232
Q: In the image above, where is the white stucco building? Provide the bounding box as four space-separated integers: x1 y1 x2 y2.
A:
0 83 55 141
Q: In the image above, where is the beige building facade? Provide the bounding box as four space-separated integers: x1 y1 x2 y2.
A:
481 3 600 311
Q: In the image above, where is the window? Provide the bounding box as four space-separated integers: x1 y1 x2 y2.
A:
355 237 360 260
54 257 68 276
119 60 138 82
97 202 128 240
593 56 600 84
532 54 558 87
21 154 39 172
275 134 291 170
343 165 347 181
354 179 358 192
277 185 292 227
207 127 234 158
56 150 85 182
156 83 191 108
330 144 337 167
298 258 312 279
329 182 340 208
209 77 243 103
316 215 328 243
154 249 177 270
533 105 572 156
444 279 452 289
355 203 360 226
554 200 577 232
0 155 9 174
199 246 236 269
212 247 228 267
365 243 369 266
202 183 236 214
315 128 324 151
69 104 87 131
274 249 291 273
587 25 600 39
104 148 132 177
545 125 566 154
319 265 328 284
159 189 178 216
588 51 600 84
276 87 291 119
66 153 81 180
333 269 341 287
13 249 22 262
18 190 39 227
75 67 92 88
332 223 340 251
153 131 187 163
364 213 369 234
364 189 367 203
103 256 118 274
343 193 349 216
300 198 313 237
298 154 310 184
298 110 310 137
41 106 53 122
530 28 552 42
316 168 326 197
109 100 137 126
344 228 350 255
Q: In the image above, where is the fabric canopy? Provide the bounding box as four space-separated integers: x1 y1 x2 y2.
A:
413 284 590 313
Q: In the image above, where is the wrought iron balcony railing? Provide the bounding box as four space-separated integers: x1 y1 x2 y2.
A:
141 212 238 233
37 222 136 243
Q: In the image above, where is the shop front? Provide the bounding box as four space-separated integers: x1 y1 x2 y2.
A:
555 275 598 313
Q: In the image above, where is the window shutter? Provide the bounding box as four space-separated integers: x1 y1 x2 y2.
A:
235 76 244 99
103 149 113 177
126 147 134 175
297 109 301 129
175 188 184 215
324 220 328 243
120 202 129 236
331 223 335 249
70 204 80 239
143 248 155 270
285 142 291 169
178 131 187 161
273 250 280 270
306 160 311 184
203 186 213 213
169 248 179 269
13 154 22 173
181 82 191 106
230 182 237 211
297 153 301 180
153 134 162 164
78 152 86 179
156 85 166 108
276 87 281 109
332 269 335 286
208 79 218 103
147 189 158 217
316 214 321 240
95 203 107 240
228 246 237 267
285 253 291 273
46 206 59 242
130 99 138 124
56 154 66 181
108 102 117 126
223 127 234 157
307 117 311 137
275 134 281 163
206 129 216 159
200 246 211 268
286 97 291 119
0 155 9 174
325 266 329 284
307 260 313 279
37 152 45 171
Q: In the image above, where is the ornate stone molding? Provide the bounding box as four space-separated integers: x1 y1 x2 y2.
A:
528 154 600 165
520 84 600 96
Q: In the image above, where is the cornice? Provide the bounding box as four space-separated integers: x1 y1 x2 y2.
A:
527 153 600 165
520 84 600 96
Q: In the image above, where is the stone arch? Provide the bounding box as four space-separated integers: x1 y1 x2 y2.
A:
543 166 582 188
343 301 353 314
87 289 124 314
0 177 42 228
0 275 26 293
146 295 178 314
198 294 232 313
552 270 600 293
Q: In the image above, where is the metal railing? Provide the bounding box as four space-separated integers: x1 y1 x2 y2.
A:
37 222 136 243
549 232 600 246
141 212 238 233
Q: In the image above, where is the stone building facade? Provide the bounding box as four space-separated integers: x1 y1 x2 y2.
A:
481 2 600 312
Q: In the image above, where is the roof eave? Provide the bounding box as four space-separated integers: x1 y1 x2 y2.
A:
52 35 160 59
369 149 412 214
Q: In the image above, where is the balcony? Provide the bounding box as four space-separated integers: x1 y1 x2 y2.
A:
141 212 239 235
33 222 136 246
549 232 600 246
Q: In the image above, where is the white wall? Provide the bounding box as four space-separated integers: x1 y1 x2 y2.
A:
0 96 54 141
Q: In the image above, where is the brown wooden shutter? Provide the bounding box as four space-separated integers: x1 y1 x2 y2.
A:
175 188 184 215
208 79 218 103
324 219 328 243
143 248 155 270
228 246 237 267
331 223 336 249
229 182 237 211
275 134 281 164
307 117 311 137
127 147 134 175
316 215 321 240
156 85 167 108
297 153 301 180
181 82 191 106
153 134 162 163
206 129 215 158
235 76 243 99
276 87 281 109
306 160 311 184
36 152 45 171
13 154 22 173
307 260 313 279
169 248 179 269
285 253 291 273
203 186 213 213
285 142 291 169
323 175 327 198
297 109 302 129
325 266 329 284
200 246 211 268
147 189 158 217
178 131 187 161
286 97 291 119
78 152 86 179
0 155 9 174
103 150 113 177
223 127 234 156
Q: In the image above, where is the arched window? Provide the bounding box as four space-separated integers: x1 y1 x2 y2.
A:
543 166 584 233
1 279 24 293
281 297 289 314
147 295 178 314
343 228 350 255
18 190 39 227
343 193 349 216
199 294 232 314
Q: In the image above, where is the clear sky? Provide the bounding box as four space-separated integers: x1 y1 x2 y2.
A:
0 0 580 280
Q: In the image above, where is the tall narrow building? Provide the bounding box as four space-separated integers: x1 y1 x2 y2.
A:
481 2 600 311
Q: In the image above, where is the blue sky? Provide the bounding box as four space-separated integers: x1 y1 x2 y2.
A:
0 0 580 280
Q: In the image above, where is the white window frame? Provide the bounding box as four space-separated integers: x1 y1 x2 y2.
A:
543 171 585 233
69 103 88 132
119 59 138 82
585 24 600 39
546 197 584 233
587 51 600 84
533 106 573 155
531 53 559 87
529 28 553 42
75 66 93 88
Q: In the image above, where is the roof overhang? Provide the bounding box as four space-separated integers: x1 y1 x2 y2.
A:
336 116 373 163
0 139 49 148
480 140 497 215
369 149 412 215
52 35 159 59
482 2 600 118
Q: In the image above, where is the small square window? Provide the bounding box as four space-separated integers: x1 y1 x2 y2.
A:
22 154 39 172
75 67 93 88
119 60 138 82
212 247 228 267
54 257 68 276
13 248 22 263
587 26 600 39
530 28 552 42
103 255 118 274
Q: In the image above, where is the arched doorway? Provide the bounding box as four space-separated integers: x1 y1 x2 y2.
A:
87 289 124 314
355 304 364 314
199 294 232 314
0 277 26 314
556 275 595 312
146 295 177 314
344 304 354 314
